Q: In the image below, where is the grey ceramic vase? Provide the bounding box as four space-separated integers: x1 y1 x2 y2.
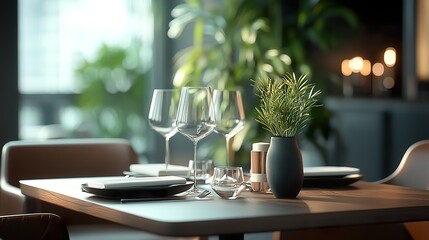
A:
266 136 303 198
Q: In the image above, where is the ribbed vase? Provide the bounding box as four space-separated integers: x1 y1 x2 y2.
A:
266 136 303 198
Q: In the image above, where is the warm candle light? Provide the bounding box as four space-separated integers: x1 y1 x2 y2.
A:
341 59 352 76
384 47 396 67
372 63 384 76
361 60 372 76
349 57 364 73
340 50 396 98
383 77 395 89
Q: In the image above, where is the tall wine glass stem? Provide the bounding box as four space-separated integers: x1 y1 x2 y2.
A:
225 136 231 167
165 137 171 169
193 141 198 192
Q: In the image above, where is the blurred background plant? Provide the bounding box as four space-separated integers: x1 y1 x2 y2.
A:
168 0 357 167
74 39 150 155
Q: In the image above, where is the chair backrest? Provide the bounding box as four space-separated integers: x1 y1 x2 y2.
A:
376 140 429 240
0 138 139 214
0 213 70 240
377 139 429 190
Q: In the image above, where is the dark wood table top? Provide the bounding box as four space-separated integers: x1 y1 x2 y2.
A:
20 177 429 237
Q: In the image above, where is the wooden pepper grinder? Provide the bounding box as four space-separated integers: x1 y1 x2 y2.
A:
250 142 270 192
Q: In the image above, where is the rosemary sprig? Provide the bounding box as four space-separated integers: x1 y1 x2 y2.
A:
254 72 322 137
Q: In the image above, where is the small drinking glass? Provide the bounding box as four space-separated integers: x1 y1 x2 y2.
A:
211 166 245 199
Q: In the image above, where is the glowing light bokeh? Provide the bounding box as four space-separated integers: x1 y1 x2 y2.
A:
384 47 396 67
372 63 385 76
383 77 395 89
361 60 372 76
341 59 352 76
349 57 364 73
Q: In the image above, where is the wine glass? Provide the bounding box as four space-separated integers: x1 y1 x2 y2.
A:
148 89 179 169
176 87 216 192
213 90 245 167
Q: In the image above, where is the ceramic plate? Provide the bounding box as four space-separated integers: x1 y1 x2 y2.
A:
304 166 360 177
81 181 193 199
303 174 363 188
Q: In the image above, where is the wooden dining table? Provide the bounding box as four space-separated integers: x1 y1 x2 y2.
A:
20 177 429 239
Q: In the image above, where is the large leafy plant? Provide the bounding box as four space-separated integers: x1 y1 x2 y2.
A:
168 0 290 88
168 0 357 165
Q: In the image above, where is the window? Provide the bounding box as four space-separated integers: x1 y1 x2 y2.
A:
19 0 152 93
18 0 154 156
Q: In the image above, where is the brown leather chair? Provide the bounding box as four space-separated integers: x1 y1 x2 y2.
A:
0 213 69 240
0 138 180 240
0 138 139 215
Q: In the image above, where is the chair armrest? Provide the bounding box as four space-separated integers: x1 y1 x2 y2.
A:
0 181 25 214
0 213 69 240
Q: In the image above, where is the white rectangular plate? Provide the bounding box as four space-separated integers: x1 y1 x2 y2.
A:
304 166 360 177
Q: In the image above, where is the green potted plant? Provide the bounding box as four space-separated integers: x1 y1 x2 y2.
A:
254 72 321 198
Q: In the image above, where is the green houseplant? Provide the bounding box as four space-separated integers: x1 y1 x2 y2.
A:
168 0 357 167
74 41 150 155
254 72 321 198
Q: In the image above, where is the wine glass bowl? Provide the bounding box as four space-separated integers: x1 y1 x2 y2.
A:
213 119 245 138
213 90 245 166
175 122 215 142
148 89 179 169
176 87 216 192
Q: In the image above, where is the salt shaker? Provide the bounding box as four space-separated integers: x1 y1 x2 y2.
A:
250 142 270 192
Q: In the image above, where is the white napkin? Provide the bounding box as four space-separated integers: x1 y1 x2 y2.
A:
86 176 187 189
129 163 191 177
